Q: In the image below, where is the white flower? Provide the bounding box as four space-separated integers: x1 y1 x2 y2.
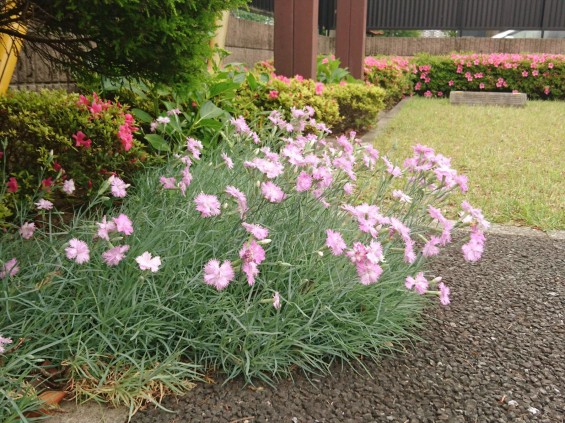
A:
35 199 54 210
136 252 161 272
62 179 76 195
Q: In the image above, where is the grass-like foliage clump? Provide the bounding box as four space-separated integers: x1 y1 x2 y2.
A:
0 108 488 420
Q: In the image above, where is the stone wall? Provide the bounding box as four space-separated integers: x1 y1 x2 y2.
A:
223 17 334 65
364 37 565 56
9 46 76 91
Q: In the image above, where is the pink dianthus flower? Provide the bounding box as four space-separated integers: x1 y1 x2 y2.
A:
225 186 248 218
113 214 134 235
19 222 36 240
102 245 130 267
109 176 129 198
242 223 269 240
194 193 221 218
0 258 19 279
65 239 90 264
325 229 347 256
204 259 235 291
261 182 286 203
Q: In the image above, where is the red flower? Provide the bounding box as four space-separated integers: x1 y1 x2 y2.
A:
6 177 18 193
53 161 62 172
77 95 90 107
118 124 133 151
41 177 54 191
72 131 92 149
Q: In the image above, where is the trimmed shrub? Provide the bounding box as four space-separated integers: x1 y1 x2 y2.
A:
234 73 385 134
326 82 385 133
0 90 146 223
364 56 413 107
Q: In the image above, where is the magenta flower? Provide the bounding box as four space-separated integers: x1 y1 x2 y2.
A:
204 259 235 291
113 214 134 235
109 176 129 198
65 239 90 264
0 334 13 354
261 182 286 203
325 229 347 256
102 245 130 267
19 222 36 240
439 282 451 305
72 131 92 148
6 177 18 193
159 176 177 189
225 186 248 218
242 223 269 240
35 199 54 210
135 252 161 272
62 179 76 195
273 291 281 310
222 152 234 169
194 193 221 218
0 258 19 279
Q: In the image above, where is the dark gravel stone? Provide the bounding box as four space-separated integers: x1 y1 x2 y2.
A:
132 233 565 422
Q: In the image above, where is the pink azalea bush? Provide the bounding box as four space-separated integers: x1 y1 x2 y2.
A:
0 90 146 226
363 53 565 100
0 106 488 408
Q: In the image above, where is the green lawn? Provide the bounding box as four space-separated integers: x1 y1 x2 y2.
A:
370 98 565 231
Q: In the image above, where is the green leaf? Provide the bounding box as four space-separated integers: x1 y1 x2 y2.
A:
132 108 153 124
246 72 258 90
209 81 240 98
199 101 224 120
144 134 170 152
259 73 270 84
233 73 247 84
199 119 224 130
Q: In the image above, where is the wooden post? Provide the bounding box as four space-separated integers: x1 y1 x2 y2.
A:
274 0 319 79
335 0 367 80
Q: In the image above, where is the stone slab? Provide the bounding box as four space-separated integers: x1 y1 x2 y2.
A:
450 91 527 107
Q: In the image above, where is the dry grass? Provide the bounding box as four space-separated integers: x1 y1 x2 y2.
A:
370 98 565 231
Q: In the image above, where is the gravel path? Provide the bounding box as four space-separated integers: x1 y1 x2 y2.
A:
132 232 565 423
